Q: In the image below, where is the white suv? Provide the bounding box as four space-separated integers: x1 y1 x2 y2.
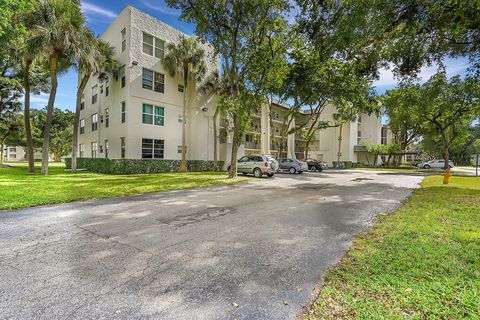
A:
417 159 454 169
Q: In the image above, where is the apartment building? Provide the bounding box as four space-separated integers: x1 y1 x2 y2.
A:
77 6 218 161
2 146 45 162
77 6 383 167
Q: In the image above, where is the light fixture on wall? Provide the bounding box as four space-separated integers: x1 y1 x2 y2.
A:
131 60 138 67
201 107 208 112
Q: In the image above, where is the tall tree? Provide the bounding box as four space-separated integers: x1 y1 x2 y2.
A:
163 35 206 172
167 0 290 178
0 79 22 164
392 73 480 184
71 36 117 172
28 0 85 175
199 70 230 171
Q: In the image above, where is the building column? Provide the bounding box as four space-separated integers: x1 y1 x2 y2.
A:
261 103 270 154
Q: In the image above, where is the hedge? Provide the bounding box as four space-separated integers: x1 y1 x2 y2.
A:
332 161 353 169
65 158 225 174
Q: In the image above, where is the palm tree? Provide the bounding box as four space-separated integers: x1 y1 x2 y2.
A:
199 70 230 171
163 35 206 172
333 105 357 167
29 0 85 175
71 34 117 172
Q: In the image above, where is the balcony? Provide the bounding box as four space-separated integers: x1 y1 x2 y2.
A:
354 145 367 152
244 141 260 149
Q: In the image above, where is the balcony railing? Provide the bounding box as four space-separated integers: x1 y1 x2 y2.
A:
354 145 367 152
244 141 260 149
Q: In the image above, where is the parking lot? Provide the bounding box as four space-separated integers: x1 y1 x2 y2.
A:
0 170 423 319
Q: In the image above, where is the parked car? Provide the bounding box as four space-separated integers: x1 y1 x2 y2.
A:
228 154 279 178
305 158 328 172
417 159 454 169
277 158 308 174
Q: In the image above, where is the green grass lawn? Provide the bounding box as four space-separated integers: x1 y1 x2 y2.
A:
307 175 480 319
0 162 249 210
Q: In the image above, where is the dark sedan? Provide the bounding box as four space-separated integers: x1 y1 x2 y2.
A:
306 158 328 172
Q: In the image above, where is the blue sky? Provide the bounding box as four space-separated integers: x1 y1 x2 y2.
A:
30 0 470 111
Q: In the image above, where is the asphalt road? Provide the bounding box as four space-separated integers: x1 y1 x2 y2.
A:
0 171 423 320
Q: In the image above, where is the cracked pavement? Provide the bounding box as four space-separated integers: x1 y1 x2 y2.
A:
0 170 423 319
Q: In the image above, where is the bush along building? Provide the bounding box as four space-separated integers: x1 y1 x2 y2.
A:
77 6 384 170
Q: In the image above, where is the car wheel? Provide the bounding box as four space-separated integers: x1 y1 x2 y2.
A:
253 168 263 178
423 164 431 169
289 167 296 174
267 173 274 177
309 166 316 172
318 167 323 172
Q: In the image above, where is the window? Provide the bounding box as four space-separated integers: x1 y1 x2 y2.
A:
121 101 126 123
100 85 104 94
121 28 126 52
142 32 165 59
119 65 125 88
9 147 16 152
106 86 109 97
104 140 109 158
80 93 85 110
178 145 183 154
91 142 98 158
80 118 85 134
178 84 184 92
91 85 98 104
91 113 98 131
120 137 125 158
178 115 183 123
105 108 109 128
142 68 164 93
142 104 164 126
79 144 84 158
142 138 164 159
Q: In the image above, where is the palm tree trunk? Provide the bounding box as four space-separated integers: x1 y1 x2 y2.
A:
41 52 59 176
23 59 35 173
337 123 343 167
229 116 241 179
213 105 220 171
180 69 188 172
71 74 90 172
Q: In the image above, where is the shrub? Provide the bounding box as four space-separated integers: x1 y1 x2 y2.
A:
65 158 224 174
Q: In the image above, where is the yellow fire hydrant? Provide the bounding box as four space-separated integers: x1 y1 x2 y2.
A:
443 168 451 185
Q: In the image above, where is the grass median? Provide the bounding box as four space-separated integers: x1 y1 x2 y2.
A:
0 162 250 210
307 175 480 319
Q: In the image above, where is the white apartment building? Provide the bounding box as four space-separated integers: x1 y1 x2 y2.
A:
2 146 44 162
77 6 383 167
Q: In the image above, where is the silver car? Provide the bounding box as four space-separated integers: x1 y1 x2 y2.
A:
277 158 308 174
417 159 454 169
228 154 279 178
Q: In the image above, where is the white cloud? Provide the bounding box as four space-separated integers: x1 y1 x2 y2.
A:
373 58 469 88
30 93 49 105
81 1 117 19
140 0 181 16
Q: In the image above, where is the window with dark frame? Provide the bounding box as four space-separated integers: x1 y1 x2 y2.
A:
104 140 109 158
91 113 98 131
105 108 109 128
79 144 84 157
142 104 164 126
106 86 109 97
121 28 126 52
80 93 85 110
80 119 85 134
91 141 98 158
142 138 164 159
142 68 164 93
121 101 126 123
142 32 165 59
91 85 98 104
178 84 184 92
119 65 125 88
